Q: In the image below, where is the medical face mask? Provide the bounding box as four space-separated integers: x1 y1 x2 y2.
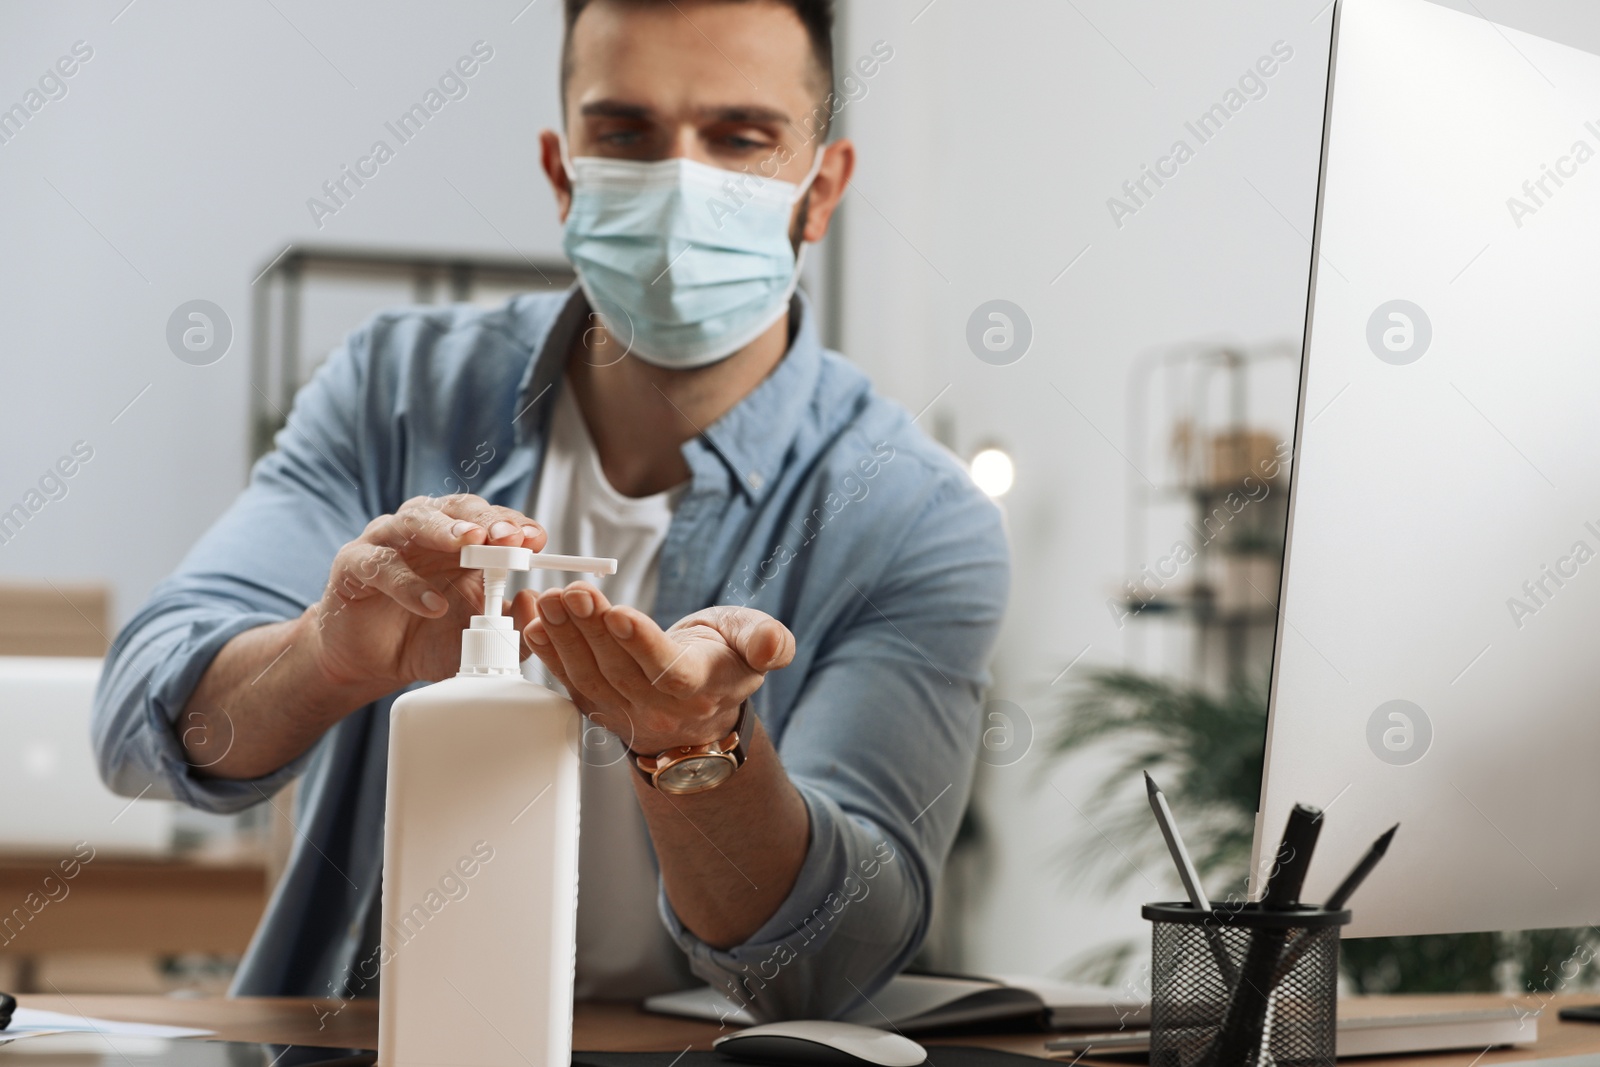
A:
560 141 824 369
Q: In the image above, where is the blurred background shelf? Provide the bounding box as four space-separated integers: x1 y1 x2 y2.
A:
250 245 575 463
0 851 267 954
0 585 110 658
1121 343 1296 689
0 852 268 993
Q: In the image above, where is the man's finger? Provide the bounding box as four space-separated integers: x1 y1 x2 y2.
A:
604 606 714 694
559 584 656 700
510 589 539 659
714 609 796 673
536 586 627 704
435 493 547 549
331 543 448 617
367 499 483 555
526 636 577 693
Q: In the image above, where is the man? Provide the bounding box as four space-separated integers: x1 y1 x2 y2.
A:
94 0 1009 1021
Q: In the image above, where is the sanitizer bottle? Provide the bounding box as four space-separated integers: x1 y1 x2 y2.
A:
379 544 616 1067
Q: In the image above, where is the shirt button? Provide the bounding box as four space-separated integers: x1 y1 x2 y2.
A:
747 471 765 490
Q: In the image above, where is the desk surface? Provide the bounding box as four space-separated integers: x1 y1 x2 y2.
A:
16 993 1599 1065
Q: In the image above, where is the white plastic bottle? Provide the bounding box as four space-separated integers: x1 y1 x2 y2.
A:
379 544 616 1067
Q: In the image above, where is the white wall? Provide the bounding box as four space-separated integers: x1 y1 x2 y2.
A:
7 0 1600 987
0 0 568 621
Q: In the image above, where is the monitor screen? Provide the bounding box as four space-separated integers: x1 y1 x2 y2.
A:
1258 0 1600 937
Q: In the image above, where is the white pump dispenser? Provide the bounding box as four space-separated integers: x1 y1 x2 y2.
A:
379 545 616 1067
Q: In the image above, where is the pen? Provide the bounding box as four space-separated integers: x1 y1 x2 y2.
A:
1210 803 1324 1067
1325 824 1398 910
1269 825 1398 992
1145 772 1211 910
1144 772 1236 984
1045 1029 1153 1055
1263 802 1323 908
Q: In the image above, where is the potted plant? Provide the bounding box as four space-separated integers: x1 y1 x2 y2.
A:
1048 666 1597 993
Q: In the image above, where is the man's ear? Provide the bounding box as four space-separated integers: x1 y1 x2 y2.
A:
799 139 856 244
539 129 574 223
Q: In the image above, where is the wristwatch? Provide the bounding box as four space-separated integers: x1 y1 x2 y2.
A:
628 701 749 795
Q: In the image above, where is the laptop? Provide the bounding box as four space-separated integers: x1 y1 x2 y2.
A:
0 657 173 854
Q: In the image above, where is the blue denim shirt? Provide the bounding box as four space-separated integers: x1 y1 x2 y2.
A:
92 288 1010 1021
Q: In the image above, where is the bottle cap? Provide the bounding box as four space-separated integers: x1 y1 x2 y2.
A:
456 545 619 676
460 545 533 572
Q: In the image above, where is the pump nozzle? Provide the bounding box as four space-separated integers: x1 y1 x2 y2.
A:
457 545 619 675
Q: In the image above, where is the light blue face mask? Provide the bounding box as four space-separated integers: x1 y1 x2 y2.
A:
560 141 825 369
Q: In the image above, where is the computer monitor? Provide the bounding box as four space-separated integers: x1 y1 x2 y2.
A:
1256 0 1600 937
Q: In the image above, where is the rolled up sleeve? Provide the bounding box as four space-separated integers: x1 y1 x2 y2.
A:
92 330 381 813
660 472 1011 1021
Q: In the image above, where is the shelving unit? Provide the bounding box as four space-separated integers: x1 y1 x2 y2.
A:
1122 342 1299 689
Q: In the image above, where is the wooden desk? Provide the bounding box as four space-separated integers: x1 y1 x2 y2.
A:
15 993 1598 1064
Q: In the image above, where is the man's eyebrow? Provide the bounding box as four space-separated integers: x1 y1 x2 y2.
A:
697 105 791 125
579 99 654 120
577 100 793 125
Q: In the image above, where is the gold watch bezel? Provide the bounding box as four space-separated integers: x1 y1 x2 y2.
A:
629 702 749 795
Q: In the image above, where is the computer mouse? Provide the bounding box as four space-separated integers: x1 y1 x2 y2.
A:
713 1020 927 1067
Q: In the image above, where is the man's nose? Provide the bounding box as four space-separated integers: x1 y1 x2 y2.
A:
665 126 714 166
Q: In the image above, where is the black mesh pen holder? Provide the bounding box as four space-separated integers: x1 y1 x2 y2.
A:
1142 902 1351 1067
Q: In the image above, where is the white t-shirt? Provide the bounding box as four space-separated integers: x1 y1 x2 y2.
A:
516 382 694 998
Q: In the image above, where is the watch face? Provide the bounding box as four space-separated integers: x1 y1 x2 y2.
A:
657 754 737 795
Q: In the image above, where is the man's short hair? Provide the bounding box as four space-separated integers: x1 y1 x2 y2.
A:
561 0 836 126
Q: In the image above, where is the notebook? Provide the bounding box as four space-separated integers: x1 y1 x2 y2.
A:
643 973 1151 1032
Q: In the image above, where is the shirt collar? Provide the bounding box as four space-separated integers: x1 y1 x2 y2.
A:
509 286 824 507
695 290 823 505
506 287 591 447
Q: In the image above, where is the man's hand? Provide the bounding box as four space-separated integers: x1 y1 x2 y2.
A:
513 583 795 754
178 493 547 780
303 494 547 698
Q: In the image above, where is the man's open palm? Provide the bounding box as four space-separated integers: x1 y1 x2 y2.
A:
514 583 795 754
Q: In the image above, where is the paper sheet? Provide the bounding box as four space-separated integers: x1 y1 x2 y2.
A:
4 1007 214 1041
